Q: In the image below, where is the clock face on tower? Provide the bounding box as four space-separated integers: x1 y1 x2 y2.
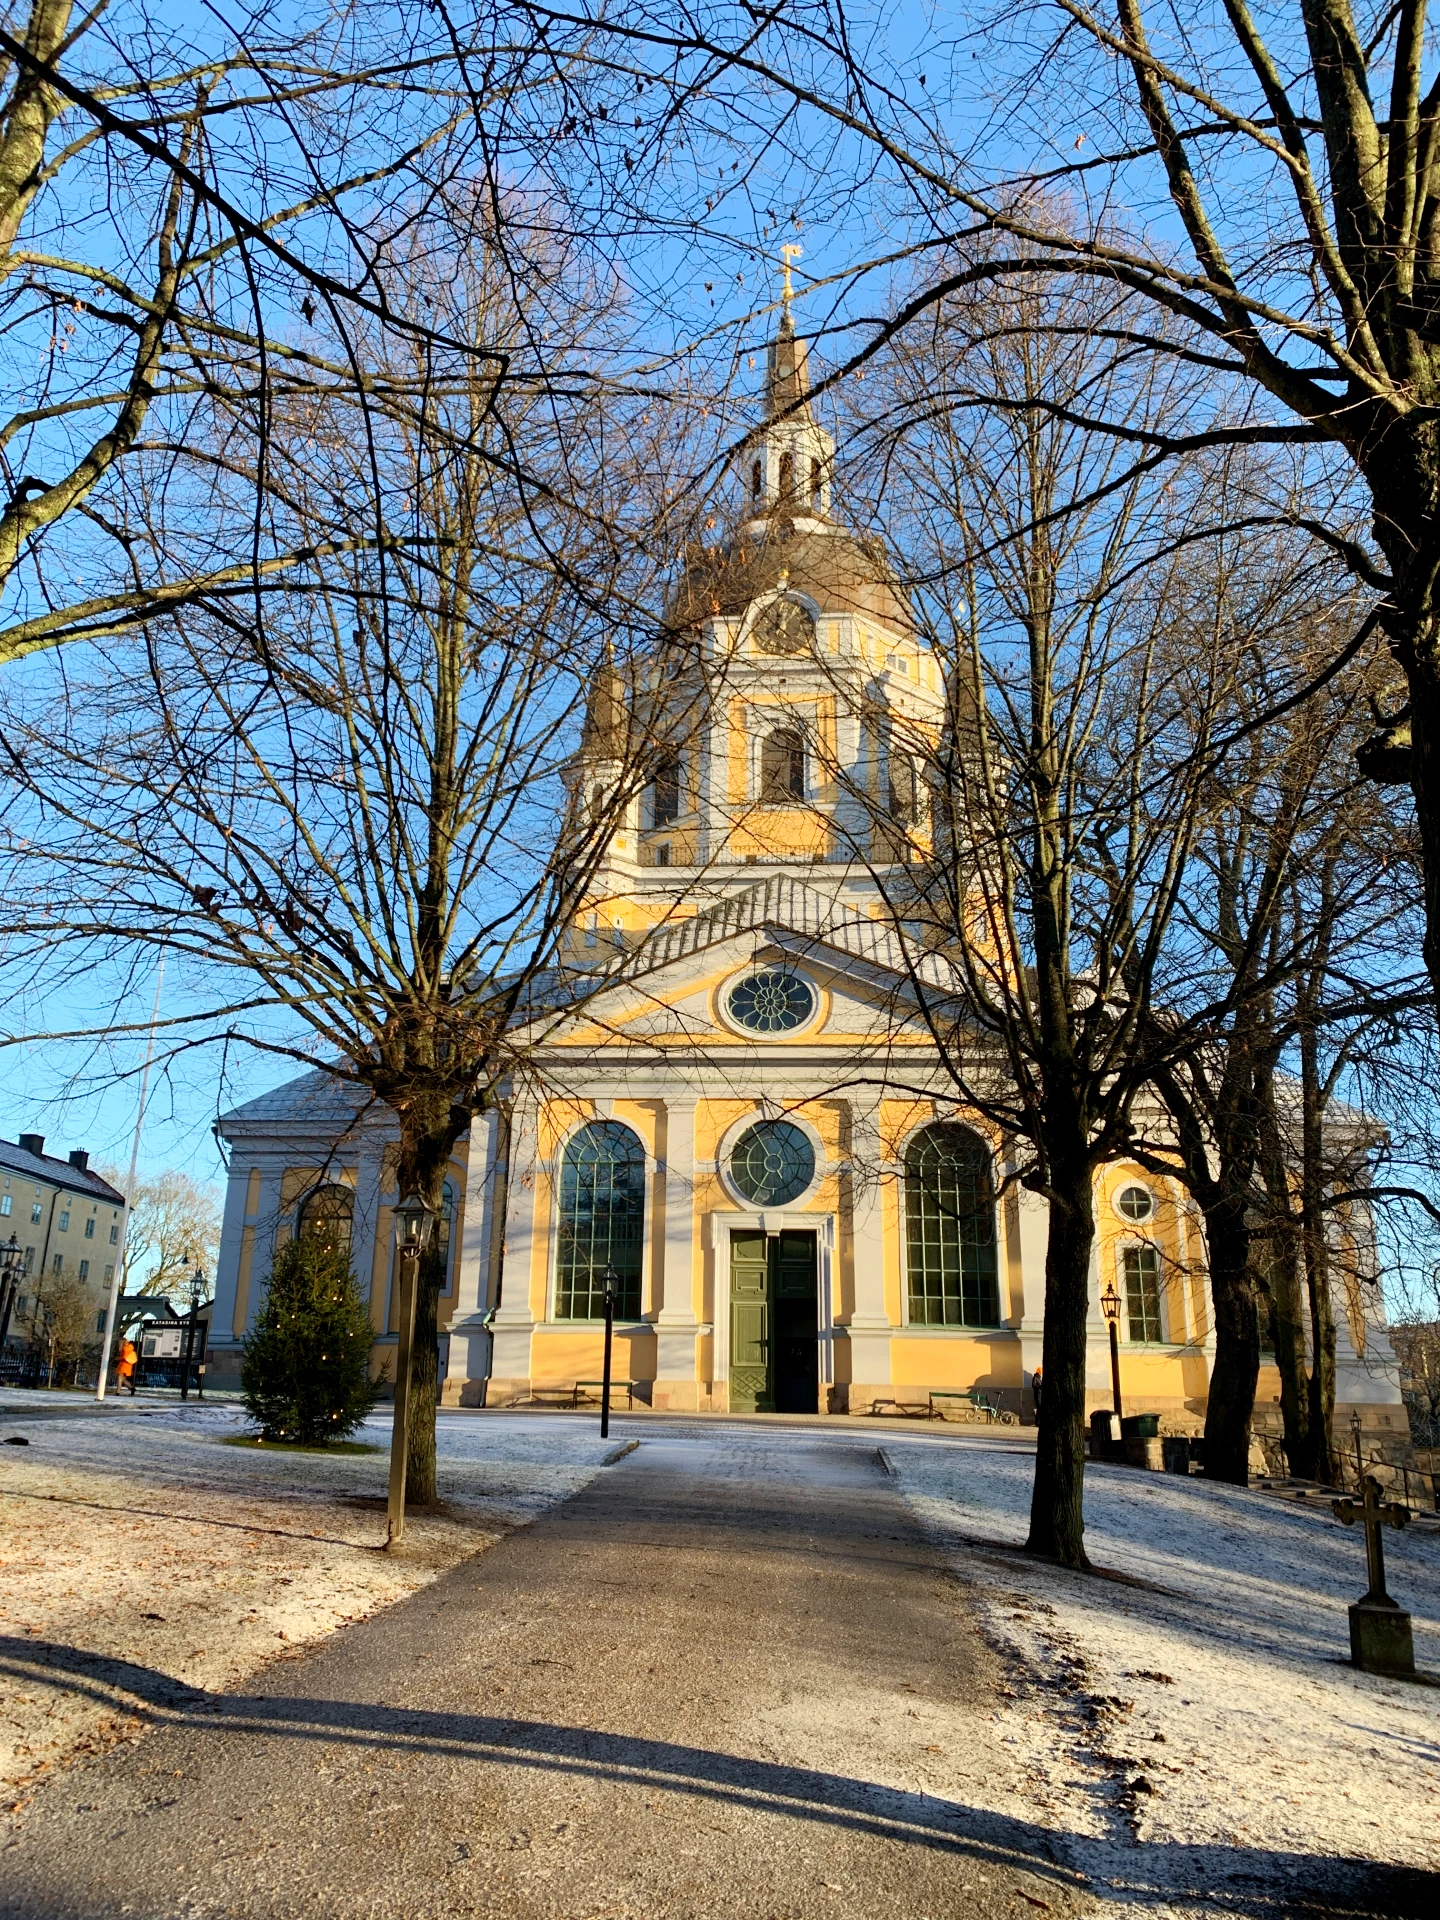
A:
751 597 815 656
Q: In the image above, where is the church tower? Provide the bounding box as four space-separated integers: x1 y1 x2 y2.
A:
573 273 946 949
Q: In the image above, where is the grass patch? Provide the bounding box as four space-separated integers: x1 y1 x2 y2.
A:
223 1435 380 1455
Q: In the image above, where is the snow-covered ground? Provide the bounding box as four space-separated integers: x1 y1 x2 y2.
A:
0 1396 617 1803
888 1430 1440 1916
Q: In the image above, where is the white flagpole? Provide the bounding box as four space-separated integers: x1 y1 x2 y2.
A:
95 953 165 1402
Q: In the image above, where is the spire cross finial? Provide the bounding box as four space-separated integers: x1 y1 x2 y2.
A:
780 242 803 307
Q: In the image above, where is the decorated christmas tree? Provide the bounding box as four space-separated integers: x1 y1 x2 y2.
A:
241 1233 381 1445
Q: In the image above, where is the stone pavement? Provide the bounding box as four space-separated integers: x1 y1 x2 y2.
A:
2 1418 1089 1919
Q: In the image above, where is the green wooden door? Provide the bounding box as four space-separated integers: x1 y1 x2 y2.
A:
729 1230 772 1412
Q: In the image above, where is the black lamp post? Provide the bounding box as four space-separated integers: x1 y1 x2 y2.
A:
1101 1278 1124 1420
386 1190 436 1551
600 1263 618 1440
0 1232 23 1356
180 1263 206 1401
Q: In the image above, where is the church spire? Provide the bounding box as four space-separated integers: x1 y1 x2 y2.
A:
750 247 834 519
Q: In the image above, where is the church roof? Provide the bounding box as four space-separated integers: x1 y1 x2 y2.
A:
667 516 916 635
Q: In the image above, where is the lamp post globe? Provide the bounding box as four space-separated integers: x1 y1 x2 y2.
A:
394 1190 436 1253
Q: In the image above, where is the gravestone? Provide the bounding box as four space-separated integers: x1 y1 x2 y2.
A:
1333 1475 1414 1676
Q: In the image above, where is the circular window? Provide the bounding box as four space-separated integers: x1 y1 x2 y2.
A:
725 968 816 1034
1117 1184 1154 1223
729 1122 816 1206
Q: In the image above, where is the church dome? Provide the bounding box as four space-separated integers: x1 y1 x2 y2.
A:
667 514 916 637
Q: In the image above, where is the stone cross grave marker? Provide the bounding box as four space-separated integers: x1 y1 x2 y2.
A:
1332 1475 1414 1676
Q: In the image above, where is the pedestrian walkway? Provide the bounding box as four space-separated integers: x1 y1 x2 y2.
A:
2 1422 1083 1919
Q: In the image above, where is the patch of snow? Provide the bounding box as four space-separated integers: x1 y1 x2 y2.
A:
888 1433 1440 1915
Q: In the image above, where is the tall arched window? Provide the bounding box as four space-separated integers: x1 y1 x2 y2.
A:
436 1177 457 1290
778 449 795 498
555 1122 646 1320
296 1182 354 1256
904 1125 1000 1327
651 754 681 826
761 728 806 803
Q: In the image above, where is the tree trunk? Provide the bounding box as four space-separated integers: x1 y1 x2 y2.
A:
394 1092 465 1510
1201 1191 1258 1483
1298 1020 1338 1481
1257 1084 1314 1476
405 1240 446 1506
1026 1144 1094 1569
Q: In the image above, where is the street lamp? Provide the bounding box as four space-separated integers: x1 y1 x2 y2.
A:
0 1233 24 1358
1101 1278 1124 1421
180 1263 206 1402
600 1263 619 1441
386 1191 436 1552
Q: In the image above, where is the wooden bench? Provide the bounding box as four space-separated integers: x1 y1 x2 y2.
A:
573 1379 635 1410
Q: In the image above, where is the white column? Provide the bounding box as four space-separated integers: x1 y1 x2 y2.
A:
488 1098 538 1396
846 1102 891 1400
441 1114 498 1403
655 1099 699 1404
208 1159 252 1352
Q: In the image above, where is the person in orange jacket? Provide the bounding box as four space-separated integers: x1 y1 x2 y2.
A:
116 1336 137 1395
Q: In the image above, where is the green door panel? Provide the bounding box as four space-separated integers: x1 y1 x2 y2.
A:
729 1230 772 1412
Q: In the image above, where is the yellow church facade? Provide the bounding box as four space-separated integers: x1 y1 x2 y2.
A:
205 305 1406 1437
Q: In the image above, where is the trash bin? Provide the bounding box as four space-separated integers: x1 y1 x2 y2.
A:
1120 1413 1160 1440
1162 1436 1191 1475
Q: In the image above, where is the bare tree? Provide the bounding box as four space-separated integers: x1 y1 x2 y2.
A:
829 274 1235 1567
0 1 648 665
0 226 702 1500
96 1167 222 1303
1130 556 1423 1479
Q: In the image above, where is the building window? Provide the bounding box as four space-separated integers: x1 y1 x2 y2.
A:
1116 1184 1153 1223
905 1124 1000 1328
297 1183 354 1255
728 1121 815 1206
751 455 762 500
84 1216 95 1239
104 1264 114 1284
1123 1245 1164 1342
97 1311 107 1334
726 969 816 1034
652 754 681 826
654 842 672 867
779 449 794 498
23 1247 33 1272
79 1259 90 1281
0 1195 9 1216
436 1178 457 1290
887 751 918 823
58 1209 70 1231
110 1223 119 1244
555 1122 645 1320
760 727 806 803
52 1255 63 1276
30 1201 41 1222
810 455 823 506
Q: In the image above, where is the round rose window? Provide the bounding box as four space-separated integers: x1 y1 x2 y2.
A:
725 968 815 1034
729 1121 816 1206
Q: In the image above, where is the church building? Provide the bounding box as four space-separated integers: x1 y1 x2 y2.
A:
205 298 1405 1438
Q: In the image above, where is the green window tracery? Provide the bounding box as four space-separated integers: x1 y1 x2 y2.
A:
555 1122 645 1320
904 1124 1000 1327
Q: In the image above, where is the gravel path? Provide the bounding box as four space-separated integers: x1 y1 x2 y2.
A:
2 1421 1084 1920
